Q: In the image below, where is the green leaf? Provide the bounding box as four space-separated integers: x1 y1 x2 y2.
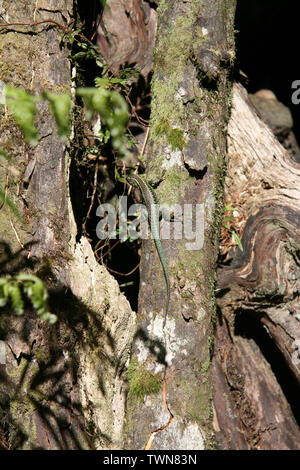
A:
43 91 71 138
71 51 88 60
77 87 129 157
223 216 235 223
0 277 9 286
0 278 9 307
232 231 243 251
0 187 22 220
7 283 24 316
40 312 57 325
5 84 39 145
0 274 57 323
95 77 110 89
98 128 110 143
96 56 106 68
224 202 236 212
16 274 57 324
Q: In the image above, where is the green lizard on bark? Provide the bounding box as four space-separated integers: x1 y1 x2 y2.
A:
127 174 170 328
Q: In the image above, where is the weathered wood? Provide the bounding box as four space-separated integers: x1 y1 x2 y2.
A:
97 0 157 78
214 83 300 449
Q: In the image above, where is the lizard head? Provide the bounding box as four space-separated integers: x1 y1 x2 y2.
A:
126 174 143 188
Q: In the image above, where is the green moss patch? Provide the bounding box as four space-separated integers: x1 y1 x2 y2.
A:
127 358 162 402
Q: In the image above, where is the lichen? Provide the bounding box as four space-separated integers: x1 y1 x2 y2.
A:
157 166 188 206
176 244 203 282
176 374 211 427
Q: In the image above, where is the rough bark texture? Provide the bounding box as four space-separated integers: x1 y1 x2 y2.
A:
0 1 135 449
213 83 300 449
125 0 236 450
2 0 297 452
97 0 157 78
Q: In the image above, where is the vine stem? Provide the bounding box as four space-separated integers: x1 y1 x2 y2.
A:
0 19 104 57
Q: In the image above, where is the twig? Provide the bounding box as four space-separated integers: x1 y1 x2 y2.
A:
0 19 105 59
140 126 150 157
125 95 150 127
102 262 140 277
9 216 24 249
95 239 121 262
83 161 99 234
144 371 174 450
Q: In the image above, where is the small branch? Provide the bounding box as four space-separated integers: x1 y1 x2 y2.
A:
144 371 174 450
125 95 150 127
83 161 99 235
103 262 140 277
140 126 150 157
0 19 101 55
9 216 25 249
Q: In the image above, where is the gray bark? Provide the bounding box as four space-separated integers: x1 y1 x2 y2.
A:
2 0 296 452
0 1 135 450
125 0 236 450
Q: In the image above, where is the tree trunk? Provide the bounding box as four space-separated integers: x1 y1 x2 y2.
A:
1 0 298 452
213 83 300 449
125 0 236 450
0 1 135 450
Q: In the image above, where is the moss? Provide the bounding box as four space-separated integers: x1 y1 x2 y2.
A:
201 358 211 376
159 167 190 208
161 168 181 198
127 357 162 402
169 128 186 150
35 258 54 280
154 119 187 151
151 2 205 152
0 60 13 81
0 33 38 88
34 347 48 366
0 312 9 337
186 389 209 421
0 114 24 151
9 395 38 448
177 375 211 425
156 0 168 16
39 80 70 94
176 244 203 282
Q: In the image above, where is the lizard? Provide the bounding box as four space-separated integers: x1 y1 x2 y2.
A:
127 174 170 328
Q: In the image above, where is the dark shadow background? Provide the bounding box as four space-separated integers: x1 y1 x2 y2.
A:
235 0 300 147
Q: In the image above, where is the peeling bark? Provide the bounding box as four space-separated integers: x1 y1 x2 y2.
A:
96 0 157 78
214 83 300 449
1 0 297 452
0 1 135 450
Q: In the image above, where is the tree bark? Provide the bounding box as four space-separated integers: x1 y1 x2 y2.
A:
213 83 300 449
125 0 236 450
0 1 135 450
2 0 297 452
